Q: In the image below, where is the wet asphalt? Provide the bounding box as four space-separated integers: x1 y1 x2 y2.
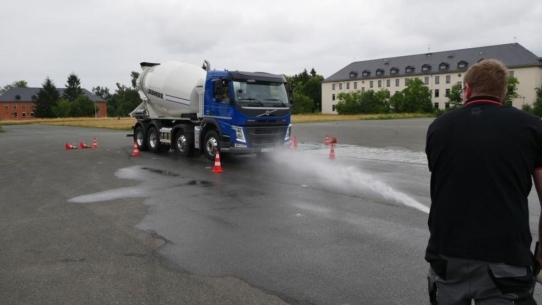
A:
1 119 541 304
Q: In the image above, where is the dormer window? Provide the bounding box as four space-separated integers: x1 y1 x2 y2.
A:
349 71 358 78
390 68 399 74
405 66 414 73
376 69 384 76
362 70 371 77
458 61 468 69
15 95 21 100
422 64 431 72
439 63 449 70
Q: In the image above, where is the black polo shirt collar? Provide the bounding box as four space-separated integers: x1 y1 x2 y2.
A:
464 95 502 107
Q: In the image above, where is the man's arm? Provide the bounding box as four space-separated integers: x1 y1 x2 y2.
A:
532 169 542 268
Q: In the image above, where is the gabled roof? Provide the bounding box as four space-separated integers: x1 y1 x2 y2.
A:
0 88 106 102
324 43 542 82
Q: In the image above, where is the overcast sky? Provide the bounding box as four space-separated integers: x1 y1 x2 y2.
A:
1 0 541 92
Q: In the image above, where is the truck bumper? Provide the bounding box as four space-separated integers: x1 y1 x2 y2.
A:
219 141 290 154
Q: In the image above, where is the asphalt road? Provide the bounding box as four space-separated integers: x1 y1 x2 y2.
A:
1 119 541 305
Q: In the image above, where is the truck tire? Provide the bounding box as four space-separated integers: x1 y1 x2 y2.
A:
203 130 220 161
134 125 148 151
174 129 193 157
147 126 170 153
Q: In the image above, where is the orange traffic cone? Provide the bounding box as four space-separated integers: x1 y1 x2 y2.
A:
65 143 77 150
92 137 99 148
324 134 330 146
293 136 298 150
212 151 223 173
132 142 140 156
80 142 92 149
329 143 336 160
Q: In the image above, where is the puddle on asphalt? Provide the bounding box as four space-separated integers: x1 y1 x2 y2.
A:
186 180 213 187
142 167 179 177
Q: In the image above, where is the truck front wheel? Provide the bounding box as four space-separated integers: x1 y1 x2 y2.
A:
174 129 193 157
203 130 220 161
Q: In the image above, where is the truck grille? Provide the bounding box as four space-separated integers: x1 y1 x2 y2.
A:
246 126 287 148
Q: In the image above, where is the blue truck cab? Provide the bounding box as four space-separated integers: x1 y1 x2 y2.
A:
197 70 292 160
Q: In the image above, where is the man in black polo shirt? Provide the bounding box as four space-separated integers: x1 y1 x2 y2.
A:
425 59 542 304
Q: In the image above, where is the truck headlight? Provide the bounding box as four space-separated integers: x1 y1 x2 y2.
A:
232 126 246 143
285 124 292 141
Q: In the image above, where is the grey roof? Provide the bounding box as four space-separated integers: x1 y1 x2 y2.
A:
0 88 106 102
324 43 542 82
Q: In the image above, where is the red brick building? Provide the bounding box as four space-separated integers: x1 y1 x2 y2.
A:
0 88 107 120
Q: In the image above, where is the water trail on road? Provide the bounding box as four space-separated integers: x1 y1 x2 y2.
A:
271 150 429 214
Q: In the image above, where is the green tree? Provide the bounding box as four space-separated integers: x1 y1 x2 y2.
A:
109 81 142 117
503 76 519 107
33 77 59 118
0 80 28 95
533 85 542 117
52 97 71 117
70 94 96 117
400 78 432 113
63 73 83 102
291 92 313 114
131 71 140 89
446 84 463 108
92 86 111 100
335 91 362 114
389 91 405 113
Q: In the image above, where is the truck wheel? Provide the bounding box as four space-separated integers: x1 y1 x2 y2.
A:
174 129 193 157
203 130 220 161
134 125 148 151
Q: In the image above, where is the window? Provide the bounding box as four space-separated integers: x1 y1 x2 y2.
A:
434 103 439 109
422 65 431 72
346 82 350 90
446 75 451 84
332 105 336 112
362 87 365 93
445 102 450 109
435 76 440 84
390 68 398 75
424 77 429 85
405 66 414 73
332 84 335 90
446 88 450 96
439 63 449 70
458 61 468 69
354 82 357 89
376 69 384 76
349 71 358 78
386 79 390 87
457 81 462 88
13 104 17 109
395 79 399 87
332 94 335 101
435 89 440 98
22 112 26 119
339 83 342 90
378 80 382 88
4 105 8 110
362 70 371 77
22 104 26 109
509 71 515 77
13 112 18 119
30 112 35 118
405 78 409 86
370 81 373 88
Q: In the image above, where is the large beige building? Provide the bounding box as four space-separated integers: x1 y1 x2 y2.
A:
322 43 542 114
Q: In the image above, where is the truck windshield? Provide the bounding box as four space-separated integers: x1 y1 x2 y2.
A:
233 81 289 107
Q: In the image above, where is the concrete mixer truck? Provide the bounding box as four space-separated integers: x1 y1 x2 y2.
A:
130 60 292 161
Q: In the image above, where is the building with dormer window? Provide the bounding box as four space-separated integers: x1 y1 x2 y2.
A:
323 43 542 114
